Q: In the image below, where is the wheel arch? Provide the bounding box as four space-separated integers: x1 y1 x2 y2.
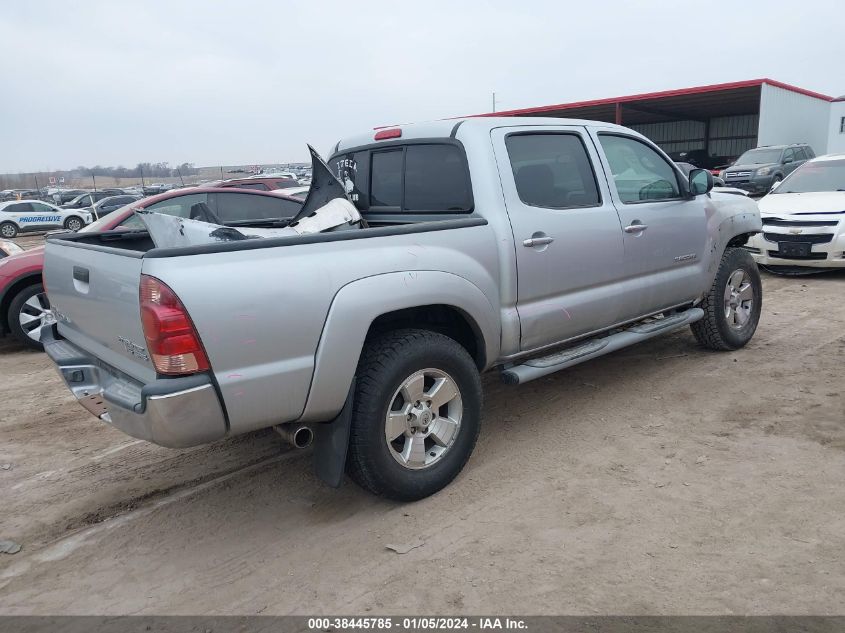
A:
727 232 756 248
702 205 763 291
0 273 42 334
298 270 499 423
368 304 487 369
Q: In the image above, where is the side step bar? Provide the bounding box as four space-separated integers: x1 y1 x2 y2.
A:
501 308 704 385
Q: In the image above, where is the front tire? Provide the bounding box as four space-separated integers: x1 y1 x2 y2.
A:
8 283 52 351
64 216 83 231
346 329 482 501
0 222 18 238
691 247 762 350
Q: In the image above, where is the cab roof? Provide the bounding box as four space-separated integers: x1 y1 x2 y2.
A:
334 117 632 153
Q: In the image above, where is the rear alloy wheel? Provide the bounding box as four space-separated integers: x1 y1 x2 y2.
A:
8 284 54 351
384 368 464 470
0 222 17 238
347 329 482 501
64 216 83 231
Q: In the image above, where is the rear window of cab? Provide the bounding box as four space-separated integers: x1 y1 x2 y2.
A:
331 142 473 213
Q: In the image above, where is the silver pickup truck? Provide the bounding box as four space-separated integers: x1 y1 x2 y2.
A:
42 117 762 500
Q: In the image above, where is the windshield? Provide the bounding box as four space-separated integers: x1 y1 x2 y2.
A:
775 159 845 194
735 148 782 165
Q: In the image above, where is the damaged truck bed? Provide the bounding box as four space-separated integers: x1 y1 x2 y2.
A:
139 147 367 248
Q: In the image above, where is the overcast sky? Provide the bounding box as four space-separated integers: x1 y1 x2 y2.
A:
1 0 842 173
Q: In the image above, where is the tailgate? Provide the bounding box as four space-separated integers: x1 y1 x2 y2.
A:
43 240 156 384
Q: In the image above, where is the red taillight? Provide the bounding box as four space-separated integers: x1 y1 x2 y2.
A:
139 275 209 375
374 128 402 140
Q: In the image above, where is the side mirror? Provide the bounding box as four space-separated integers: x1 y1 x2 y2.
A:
782 157 793 164
689 168 713 196
770 179 782 192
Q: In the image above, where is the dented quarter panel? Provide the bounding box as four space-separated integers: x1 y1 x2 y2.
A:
299 270 500 423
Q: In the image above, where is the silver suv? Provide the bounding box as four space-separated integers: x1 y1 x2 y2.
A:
721 144 815 194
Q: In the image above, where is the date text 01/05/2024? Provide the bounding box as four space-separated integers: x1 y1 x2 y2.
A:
306 617 527 630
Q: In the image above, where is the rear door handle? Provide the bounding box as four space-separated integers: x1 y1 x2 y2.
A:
624 223 648 233
523 236 555 247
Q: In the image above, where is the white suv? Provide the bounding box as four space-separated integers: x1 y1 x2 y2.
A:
0 200 92 238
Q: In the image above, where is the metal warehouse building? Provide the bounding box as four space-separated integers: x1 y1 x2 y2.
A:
481 79 845 163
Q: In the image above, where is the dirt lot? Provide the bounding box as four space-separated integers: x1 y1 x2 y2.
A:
0 235 843 615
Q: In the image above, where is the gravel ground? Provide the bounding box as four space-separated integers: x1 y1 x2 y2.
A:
0 233 842 615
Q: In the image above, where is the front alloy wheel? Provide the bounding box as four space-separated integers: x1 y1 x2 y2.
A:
723 269 754 329
691 247 762 351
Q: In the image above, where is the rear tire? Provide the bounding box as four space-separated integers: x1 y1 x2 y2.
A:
691 247 762 351
0 222 18 238
8 283 51 351
346 329 482 501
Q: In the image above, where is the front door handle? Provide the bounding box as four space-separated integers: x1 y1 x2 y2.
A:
624 223 648 233
523 236 555 247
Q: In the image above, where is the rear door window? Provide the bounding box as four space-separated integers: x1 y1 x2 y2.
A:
6 202 33 213
505 133 601 209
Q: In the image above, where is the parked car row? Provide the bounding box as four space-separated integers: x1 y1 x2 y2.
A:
668 143 817 195
0 189 42 202
0 187 304 349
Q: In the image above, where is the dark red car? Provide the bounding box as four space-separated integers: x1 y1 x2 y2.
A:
208 176 300 191
0 187 302 350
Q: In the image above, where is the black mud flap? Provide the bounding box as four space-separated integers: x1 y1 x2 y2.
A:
312 378 355 488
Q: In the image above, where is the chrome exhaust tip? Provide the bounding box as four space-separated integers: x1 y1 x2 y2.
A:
274 424 314 449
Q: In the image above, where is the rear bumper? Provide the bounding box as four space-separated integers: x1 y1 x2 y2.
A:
43 328 227 447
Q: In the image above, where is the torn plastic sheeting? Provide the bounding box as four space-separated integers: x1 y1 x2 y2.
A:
138 198 364 249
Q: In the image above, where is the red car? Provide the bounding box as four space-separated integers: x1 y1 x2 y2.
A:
0 187 302 350
208 176 300 191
